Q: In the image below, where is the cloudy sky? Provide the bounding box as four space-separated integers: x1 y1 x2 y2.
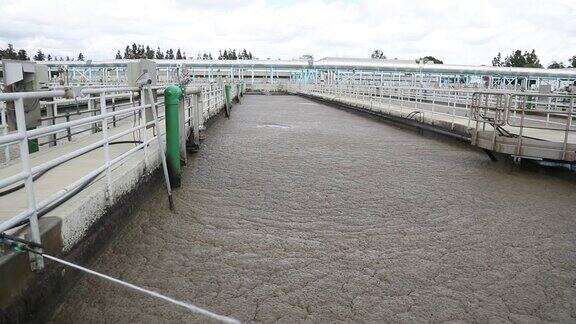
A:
0 0 574 66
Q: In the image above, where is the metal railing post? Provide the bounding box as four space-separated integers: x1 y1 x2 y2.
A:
224 83 232 118
1 103 10 163
89 96 98 133
14 98 44 270
148 86 174 209
139 89 148 167
451 91 457 129
562 97 574 160
193 93 201 147
99 94 112 197
111 97 117 127
179 92 187 165
431 89 436 122
46 102 57 147
66 113 72 141
236 83 242 103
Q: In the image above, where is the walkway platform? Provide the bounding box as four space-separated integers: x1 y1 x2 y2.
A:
0 119 163 248
300 91 576 162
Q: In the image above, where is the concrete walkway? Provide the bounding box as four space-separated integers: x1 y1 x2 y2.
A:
51 95 576 323
308 92 576 144
0 114 165 249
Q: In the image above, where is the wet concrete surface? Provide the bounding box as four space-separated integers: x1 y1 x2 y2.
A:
50 95 576 323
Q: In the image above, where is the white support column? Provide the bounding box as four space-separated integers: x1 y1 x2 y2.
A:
139 89 148 167
1 103 9 163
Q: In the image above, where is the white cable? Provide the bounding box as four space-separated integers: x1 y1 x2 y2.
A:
42 253 240 324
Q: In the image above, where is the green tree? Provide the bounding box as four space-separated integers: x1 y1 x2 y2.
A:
0 44 18 59
124 46 131 59
145 46 155 59
137 45 145 58
524 49 541 68
502 49 542 68
505 50 525 67
131 43 139 58
17 49 29 60
416 56 443 64
239 49 248 59
371 50 386 59
176 48 183 59
47 54 52 61
33 49 46 61
548 61 565 69
165 48 174 59
115 50 122 59
569 55 576 68
492 52 503 67
77 53 85 61
156 47 164 59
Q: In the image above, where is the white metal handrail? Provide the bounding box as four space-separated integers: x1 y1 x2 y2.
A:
0 81 240 269
295 82 576 133
295 82 475 129
0 91 159 234
470 91 576 160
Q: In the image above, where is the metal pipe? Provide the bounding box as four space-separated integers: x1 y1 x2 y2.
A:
164 85 183 188
0 90 66 101
0 208 34 234
224 84 232 118
14 98 44 269
148 86 174 209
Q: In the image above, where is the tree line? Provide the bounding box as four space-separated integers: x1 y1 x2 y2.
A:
492 49 576 69
115 43 254 60
3 43 575 68
371 49 576 69
217 49 253 60
116 44 186 60
0 44 85 61
0 43 256 62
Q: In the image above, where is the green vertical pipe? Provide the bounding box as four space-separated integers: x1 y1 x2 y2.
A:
164 85 183 188
224 83 232 118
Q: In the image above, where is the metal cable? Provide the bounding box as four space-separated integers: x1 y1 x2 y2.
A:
0 235 240 324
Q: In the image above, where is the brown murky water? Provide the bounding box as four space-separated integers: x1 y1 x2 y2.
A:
51 95 576 323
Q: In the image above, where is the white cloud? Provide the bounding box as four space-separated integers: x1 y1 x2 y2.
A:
0 0 574 65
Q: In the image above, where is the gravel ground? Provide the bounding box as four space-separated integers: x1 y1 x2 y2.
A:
50 95 576 323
